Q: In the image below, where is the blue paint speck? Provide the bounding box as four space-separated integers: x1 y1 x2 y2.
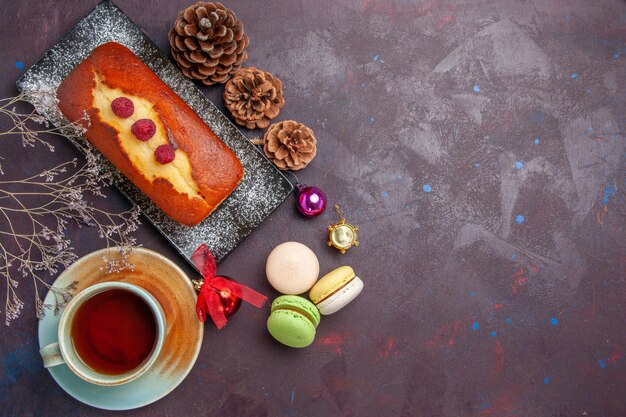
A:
490 331 497 337
474 162 481 168
382 191 389 198
534 138 540 145
571 73 578 79
291 389 296 404
587 126 593 132
511 253 517 260
505 318 513 324
370 116 376 124
470 291 476 297
515 215 524 224
544 377 550 385
360 82 366 88
529 111 546 123
396 175 403 180
478 402 491 412
550 317 559 326
15 61 24 69
372 54 381 62
473 84 481 93
615 53 620 59
602 181 616 205
4 347 37 386
422 184 432 193
472 322 479 331
598 358 608 369
514 160 524 170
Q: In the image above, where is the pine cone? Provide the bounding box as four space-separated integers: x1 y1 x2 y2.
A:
261 121 317 171
168 2 249 85
224 68 285 129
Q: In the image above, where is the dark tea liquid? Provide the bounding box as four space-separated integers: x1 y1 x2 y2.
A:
71 289 157 375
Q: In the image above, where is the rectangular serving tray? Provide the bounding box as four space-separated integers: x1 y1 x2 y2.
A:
17 0 293 264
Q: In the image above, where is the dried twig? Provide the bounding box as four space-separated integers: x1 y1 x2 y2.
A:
0 93 141 325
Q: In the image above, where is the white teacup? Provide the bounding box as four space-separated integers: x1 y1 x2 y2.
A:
39 281 166 386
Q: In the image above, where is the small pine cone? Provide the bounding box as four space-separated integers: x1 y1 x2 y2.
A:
168 2 249 85
224 68 285 129
261 121 317 171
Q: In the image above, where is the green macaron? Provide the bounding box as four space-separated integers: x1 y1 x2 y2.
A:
267 295 321 348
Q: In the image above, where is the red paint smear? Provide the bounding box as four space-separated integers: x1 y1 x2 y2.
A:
609 352 622 363
424 319 466 348
436 15 454 31
492 340 505 377
511 277 526 293
318 332 348 346
317 332 349 354
511 268 527 293
494 303 505 309
528 263 540 273
479 388 520 417
379 336 398 360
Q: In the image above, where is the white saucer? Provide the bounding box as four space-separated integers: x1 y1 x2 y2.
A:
38 247 203 410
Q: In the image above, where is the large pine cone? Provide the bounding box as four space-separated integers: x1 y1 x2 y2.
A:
261 121 317 171
224 68 285 129
169 2 249 85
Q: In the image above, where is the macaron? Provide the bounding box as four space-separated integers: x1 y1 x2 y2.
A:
309 266 363 315
267 295 321 348
266 242 319 294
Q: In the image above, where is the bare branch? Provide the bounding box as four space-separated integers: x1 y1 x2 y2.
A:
0 93 141 325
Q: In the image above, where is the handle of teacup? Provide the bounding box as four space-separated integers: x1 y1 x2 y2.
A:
40 342 65 368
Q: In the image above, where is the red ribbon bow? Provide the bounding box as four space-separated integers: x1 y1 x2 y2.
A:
192 244 267 329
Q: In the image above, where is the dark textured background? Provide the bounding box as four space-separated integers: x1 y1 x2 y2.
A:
1 0 625 416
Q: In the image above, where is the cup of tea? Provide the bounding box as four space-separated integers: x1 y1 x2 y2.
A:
39 281 166 386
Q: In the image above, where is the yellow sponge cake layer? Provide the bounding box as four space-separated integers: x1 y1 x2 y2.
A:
93 73 200 199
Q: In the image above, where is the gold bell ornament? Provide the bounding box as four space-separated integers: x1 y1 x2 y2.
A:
327 205 359 254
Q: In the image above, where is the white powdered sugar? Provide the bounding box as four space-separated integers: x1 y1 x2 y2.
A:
17 0 293 263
